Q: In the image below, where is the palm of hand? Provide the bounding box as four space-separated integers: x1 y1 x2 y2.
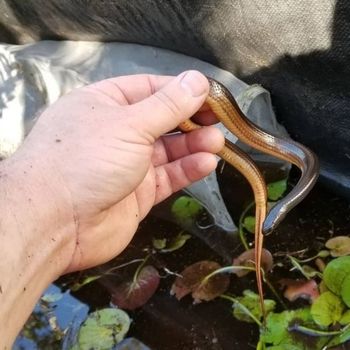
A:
22 73 223 272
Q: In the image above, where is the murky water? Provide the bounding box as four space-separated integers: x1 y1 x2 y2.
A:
14 165 350 350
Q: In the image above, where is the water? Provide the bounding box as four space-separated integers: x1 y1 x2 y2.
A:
14 165 350 350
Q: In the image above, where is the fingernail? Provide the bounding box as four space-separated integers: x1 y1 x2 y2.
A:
180 70 208 97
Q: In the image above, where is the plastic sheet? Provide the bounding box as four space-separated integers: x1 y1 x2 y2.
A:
0 41 289 232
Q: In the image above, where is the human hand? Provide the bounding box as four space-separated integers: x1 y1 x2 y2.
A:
13 71 224 273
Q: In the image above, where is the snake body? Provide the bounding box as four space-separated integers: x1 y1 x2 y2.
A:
179 78 319 319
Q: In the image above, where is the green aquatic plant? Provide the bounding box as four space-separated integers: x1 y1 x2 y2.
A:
259 255 350 349
70 308 130 350
152 230 191 253
209 252 350 349
171 195 204 225
267 179 288 201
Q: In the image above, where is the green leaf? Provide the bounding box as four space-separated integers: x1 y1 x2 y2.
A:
326 236 350 257
266 346 300 350
171 261 230 303
288 256 322 279
301 265 321 279
261 308 311 345
340 310 350 325
152 238 167 250
318 250 331 258
153 232 191 253
71 308 130 350
311 291 344 327
160 232 191 253
341 274 350 307
267 179 287 201
242 216 256 234
171 196 203 224
256 340 266 350
260 308 329 350
233 290 276 323
323 256 350 295
257 340 270 350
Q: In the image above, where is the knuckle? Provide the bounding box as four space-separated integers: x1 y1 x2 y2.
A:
154 90 182 120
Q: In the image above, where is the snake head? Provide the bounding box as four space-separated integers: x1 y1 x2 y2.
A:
263 204 288 234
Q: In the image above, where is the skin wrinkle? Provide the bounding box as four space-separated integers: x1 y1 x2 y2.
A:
182 128 195 159
108 80 131 105
169 156 195 191
157 137 171 165
151 138 169 166
162 135 188 163
147 74 157 96
111 75 171 106
46 161 80 275
153 89 185 126
152 131 208 166
135 165 155 219
151 128 222 166
84 84 124 106
130 119 158 146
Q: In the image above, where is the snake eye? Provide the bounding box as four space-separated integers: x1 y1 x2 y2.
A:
195 210 215 230
262 224 274 235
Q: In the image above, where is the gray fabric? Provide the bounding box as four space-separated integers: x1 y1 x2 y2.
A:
0 0 348 197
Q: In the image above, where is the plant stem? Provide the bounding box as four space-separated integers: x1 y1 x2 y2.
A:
264 277 287 310
201 265 256 285
132 254 150 284
297 254 321 263
106 259 145 274
288 323 350 337
288 255 323 279
220 294 262 327
202 265 287 310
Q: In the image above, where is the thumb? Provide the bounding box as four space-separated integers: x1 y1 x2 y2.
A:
129 70 209 139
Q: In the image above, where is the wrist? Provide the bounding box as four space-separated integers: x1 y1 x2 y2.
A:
0 152 76 347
